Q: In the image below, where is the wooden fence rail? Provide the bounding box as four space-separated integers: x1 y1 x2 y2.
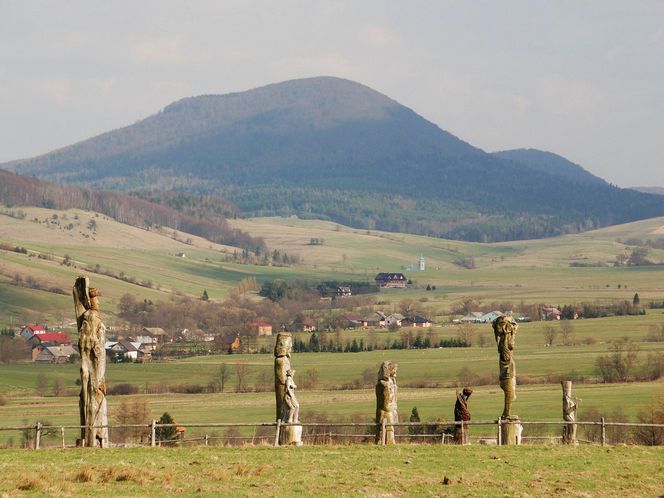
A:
1 419 661 449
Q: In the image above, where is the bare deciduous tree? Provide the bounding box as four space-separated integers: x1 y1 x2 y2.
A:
235 363 250 393
542 324 557 346
457 323 476 346
560 321 575 345
215 363 230 393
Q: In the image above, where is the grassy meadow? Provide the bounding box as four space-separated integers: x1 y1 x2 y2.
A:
1 207 664 495
2 206 664 327
0 445 662 497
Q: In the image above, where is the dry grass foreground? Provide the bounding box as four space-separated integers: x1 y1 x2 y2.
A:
0 445 662 497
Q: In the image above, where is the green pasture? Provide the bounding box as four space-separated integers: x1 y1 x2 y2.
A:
2 311 663 397
2 207 664 327
0 383 659 443
0 444 662 496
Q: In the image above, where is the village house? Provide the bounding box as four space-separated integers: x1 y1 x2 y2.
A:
28 332 72 350
476 311 504 323
336 286 352 297
248 321 273 336
460 312 484 323
180 328 215 343
20 325 46 340
343 313 367 328
34 345 78 364
136 327 170 349
363 311 387 328
540 306 562 320
385 313 404 328
459 311 505 324
401 315 432 328
105 339 150 362
375 272 408 288
301 316 317 332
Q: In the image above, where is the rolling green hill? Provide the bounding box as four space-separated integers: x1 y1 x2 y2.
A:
5 77 664 242
2 202 664 327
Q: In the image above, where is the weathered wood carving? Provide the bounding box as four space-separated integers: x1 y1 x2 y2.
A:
73 276 108 447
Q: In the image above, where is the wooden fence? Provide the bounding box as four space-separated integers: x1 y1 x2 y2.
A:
1 418 662 449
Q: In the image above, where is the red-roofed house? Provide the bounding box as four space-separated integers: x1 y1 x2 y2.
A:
21 325 46 340
28 332 72 349
248 321 273 336
540 307 562 320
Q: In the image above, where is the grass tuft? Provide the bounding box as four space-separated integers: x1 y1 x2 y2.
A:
16 477 41 491
72 467 94 483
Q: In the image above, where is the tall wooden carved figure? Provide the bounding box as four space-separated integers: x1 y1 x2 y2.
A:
492 315 521 445
73 276 108 448
375 360 398 445
274 333 302 445
561 380 577 444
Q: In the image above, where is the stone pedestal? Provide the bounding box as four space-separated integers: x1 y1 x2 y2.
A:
500 416 522 445
283 425 302 446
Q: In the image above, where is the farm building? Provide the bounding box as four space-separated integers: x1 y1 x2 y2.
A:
248 321 273 336
336 286 352 297
137 327 170 346
461 312 484 323
105 340 150 362
375 273 408 288
540 307 562 320
301 317 317 332
401 315 432 328
364 311 387 327
28 332 72 349
20 325 46 340
385 313 404 328
34 345 78 364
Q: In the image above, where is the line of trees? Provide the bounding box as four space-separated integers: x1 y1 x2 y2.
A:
0 169 266 254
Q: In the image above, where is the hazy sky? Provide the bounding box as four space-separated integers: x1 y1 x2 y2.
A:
1 1 663 187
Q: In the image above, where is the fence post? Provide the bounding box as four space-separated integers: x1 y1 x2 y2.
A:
61 427 66 449
34 422 42 450
601 417 606 447
205 434 209 446
274 420 281 447
150 420 156 447
497 418 502 446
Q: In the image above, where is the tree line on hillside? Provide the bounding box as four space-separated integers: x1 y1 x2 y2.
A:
0 169 265 254
258 280 377 302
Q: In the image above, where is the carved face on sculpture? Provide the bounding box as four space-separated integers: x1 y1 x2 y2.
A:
378 361 396 381
492 315 517 341
274 333 293 357
88 287 101 311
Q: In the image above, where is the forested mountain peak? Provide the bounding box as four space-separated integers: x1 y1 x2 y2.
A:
492 148 607 186
3 77 664 242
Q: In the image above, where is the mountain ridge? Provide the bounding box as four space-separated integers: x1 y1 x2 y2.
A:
4 76 664 242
